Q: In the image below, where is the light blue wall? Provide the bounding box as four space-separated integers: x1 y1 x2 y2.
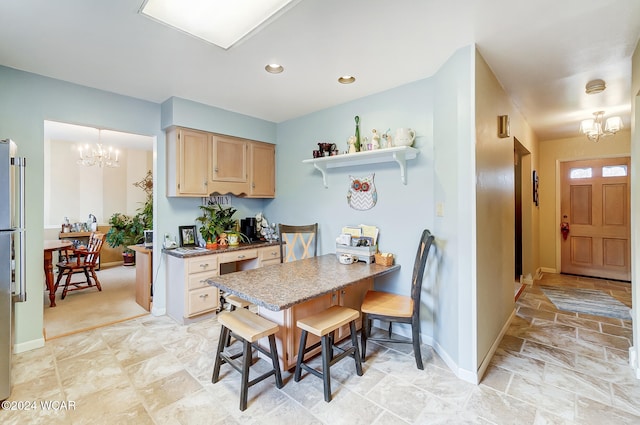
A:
267 47 478 380
161 97 277 143
269 78 435 297
0 65 161 350
432 46 477 378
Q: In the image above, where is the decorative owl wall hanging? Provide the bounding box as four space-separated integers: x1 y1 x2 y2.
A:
347 174 377 210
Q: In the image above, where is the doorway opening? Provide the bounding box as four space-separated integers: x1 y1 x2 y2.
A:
43 120 155 338
514 139 532 299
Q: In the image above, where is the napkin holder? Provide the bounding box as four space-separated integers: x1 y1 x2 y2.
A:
335 243 376 264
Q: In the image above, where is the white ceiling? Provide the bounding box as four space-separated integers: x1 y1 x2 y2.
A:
2 0 640 142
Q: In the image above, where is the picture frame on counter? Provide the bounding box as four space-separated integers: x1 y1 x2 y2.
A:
178 225 197 247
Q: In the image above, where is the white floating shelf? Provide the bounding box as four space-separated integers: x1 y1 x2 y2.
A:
302 146 419 188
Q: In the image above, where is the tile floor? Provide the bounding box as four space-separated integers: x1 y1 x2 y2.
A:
3 273 639 424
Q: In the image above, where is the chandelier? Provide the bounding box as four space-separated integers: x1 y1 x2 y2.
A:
579 111 623 143
77 129 120 167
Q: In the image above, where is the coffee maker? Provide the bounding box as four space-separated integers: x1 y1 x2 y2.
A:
241 217 258 242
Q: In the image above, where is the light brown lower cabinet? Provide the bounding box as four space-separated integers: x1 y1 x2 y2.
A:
257 277 373 371
166 245 281 324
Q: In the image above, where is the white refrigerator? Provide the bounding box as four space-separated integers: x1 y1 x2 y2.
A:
0 139 26 401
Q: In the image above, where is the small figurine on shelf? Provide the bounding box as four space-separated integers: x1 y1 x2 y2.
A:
348 136 358 154
383 129 393 148
354 115 361 152
371 129 380 150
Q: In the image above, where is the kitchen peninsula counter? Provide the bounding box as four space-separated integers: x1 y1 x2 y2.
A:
206 254 400 311
206 253 400 370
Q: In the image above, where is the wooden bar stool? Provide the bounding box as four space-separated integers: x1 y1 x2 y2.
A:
294 305 363 402
212 308 284 411
226 294 250 311
224 294 252 347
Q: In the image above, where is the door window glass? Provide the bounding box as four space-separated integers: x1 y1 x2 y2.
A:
569 168 592 179
602 165 627 177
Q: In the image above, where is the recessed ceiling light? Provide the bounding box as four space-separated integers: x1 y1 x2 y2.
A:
265 64 284 74
140 0 301 50
338 75 356 84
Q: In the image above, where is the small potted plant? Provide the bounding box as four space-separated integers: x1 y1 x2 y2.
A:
196 203 246 248
196 205 224 249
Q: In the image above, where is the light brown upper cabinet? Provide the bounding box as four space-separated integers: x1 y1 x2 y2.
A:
208 134 249 196
247 141 275 198
167 127 210 197
166 126 275 198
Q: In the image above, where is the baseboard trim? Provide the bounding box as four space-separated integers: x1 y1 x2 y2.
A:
476 309 516 383
14 337 45 354
371 322 478 384
629 346 640 379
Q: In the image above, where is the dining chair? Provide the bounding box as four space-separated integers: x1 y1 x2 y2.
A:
360 229 435 369
54 232 105 299
278 223 318 263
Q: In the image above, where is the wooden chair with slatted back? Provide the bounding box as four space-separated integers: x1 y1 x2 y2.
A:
54 232 105 299
360 229 435 369
278 223 318 263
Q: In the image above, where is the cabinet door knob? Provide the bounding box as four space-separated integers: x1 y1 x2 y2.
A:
237 255 245 259
214 167 219 173
199 293 209 299
200 263 209 268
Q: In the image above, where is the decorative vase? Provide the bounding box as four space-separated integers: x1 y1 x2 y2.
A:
206 240 218 249
122 252 135 266
228 233 240 246
354 116 361 152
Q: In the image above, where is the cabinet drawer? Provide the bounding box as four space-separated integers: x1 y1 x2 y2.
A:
259 246 281 261
187 272 217 290
260 258 281 267
219 249 258 264
188 256 218 274
187 287 219 316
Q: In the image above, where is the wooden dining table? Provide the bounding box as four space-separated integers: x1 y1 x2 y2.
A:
44 239 73 307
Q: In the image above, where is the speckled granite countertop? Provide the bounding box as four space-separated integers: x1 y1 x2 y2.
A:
163 241 280 258
206 254 400 311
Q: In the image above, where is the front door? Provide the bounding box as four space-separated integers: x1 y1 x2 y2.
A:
560 157 631 281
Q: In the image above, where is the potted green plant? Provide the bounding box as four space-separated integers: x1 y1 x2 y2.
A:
196 205 224 249
106 195 152 265
196 203 244 248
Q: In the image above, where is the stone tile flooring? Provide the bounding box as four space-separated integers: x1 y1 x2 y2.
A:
3 273 639 424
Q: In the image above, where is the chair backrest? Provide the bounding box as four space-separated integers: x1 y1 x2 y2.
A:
411 229 435 316
278 223 318 263
83 232 105 266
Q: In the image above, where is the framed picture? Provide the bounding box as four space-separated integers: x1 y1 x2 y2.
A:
179 225 197 247
144 230 153 248
533 170 539 206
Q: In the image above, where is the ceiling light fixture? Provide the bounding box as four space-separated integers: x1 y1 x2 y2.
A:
265 64 284 74
585 79 606 95
580 111 623 142
338 75 356 84
140 0 300 50
77 129 120 168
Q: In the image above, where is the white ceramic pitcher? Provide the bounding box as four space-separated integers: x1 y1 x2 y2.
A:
395 128 416 147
